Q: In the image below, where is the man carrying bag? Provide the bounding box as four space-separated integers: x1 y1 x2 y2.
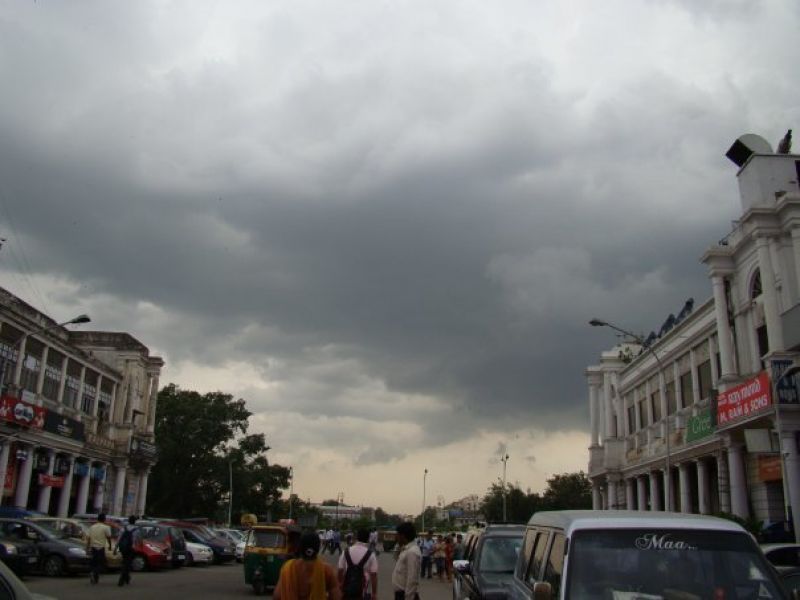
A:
338 528 378 600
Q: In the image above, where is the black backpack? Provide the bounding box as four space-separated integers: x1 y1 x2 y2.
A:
117 527 136 554
342 547 372 600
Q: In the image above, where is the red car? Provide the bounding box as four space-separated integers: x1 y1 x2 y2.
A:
129 524 172 572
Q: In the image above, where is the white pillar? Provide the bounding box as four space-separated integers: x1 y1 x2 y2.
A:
14 445 34 509
56 357 69 405
36 450 56 514
147 375 159 433
689 349 699 407
625 479 635 510
75 461 91 515
12 336 27 388
112 465 127 515
637 477 647 511
589 384 599 446
137 470 149 516
592 484 601 510
780 430 800 543
604 373 615 439
93 464 107 513
607 479 617 510
56 455 75 517
673 362 683 411
697 459 710 515
35 346 49 396
679 463 692 513
711 275 736 379
727 444 749 519
91 375 102 418
649 472 661 511
0 442 11 508
790 228 800 303
75 366 86 411
756 236 785 352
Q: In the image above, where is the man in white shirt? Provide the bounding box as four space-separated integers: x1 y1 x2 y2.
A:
391 522 421 600
86 513 113 584
338 528 378 599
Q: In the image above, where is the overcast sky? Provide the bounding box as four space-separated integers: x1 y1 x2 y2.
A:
0 1 798 515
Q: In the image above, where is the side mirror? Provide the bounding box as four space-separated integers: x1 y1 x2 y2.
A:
532 582 552 600
453 560 471 575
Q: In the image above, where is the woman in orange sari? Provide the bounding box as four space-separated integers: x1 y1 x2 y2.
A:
274 532 341 600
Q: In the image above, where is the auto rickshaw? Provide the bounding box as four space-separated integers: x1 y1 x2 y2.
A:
242 523 301 595
378 530 397 552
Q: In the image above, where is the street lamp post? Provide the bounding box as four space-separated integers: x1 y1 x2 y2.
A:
228 458 234 528
2 314 91 395
590 318 672 511
288 467 294 520
422 468 428 532
501 454 509 522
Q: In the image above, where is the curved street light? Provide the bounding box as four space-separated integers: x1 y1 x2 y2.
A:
501 454 510 521
590 318 672 511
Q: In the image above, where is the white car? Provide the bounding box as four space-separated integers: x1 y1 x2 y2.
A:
185 541 214 566
235 539 245 562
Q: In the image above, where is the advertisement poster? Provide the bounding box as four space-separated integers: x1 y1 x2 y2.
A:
716 372 772 427
0 396 45 429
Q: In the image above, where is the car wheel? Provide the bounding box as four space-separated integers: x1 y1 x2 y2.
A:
253 580 265 595
43 554 66 577
130 554 147 572
186 553 194 567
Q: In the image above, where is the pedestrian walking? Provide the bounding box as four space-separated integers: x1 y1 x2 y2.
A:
368 529 379 555
419 531 433 579
115 515 138 586
86 513 113 584
444 535 454 582
274 531 340 600
453 534 465 561
338 528 378 600
332 529 342 555
433 536 445 580
391 522 421 600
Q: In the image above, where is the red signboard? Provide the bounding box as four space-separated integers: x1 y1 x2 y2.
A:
0 396 45 429
758 456 782 482
37 474 64 488
3 457 15 494
716 372 772 426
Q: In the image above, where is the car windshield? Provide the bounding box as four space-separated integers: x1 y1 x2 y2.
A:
567 529 787 600
139 526 167 541
478 536 522 573
250 530 285 548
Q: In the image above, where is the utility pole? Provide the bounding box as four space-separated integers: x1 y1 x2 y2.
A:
422 469 428 532
501 454 509 522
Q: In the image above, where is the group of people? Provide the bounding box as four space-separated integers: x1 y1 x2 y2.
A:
275 522 468 600
418 531 465 582
321 528 381 556
85 513 140 587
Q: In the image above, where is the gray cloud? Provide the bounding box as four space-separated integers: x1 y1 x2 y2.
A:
0 0 798 475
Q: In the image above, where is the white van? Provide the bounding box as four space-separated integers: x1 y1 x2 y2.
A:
508 510 793 600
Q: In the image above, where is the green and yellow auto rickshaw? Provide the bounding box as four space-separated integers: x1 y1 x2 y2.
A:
243 523 301 595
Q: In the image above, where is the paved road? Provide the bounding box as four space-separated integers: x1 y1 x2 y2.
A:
25 552 454 600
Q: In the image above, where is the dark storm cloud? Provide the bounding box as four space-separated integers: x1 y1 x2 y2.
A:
0 0 798 465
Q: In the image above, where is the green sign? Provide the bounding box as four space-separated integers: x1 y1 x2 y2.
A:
686 406 714 443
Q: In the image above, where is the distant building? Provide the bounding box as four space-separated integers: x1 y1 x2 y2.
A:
313 503 370 521
586 136 800 540
0 286 163 517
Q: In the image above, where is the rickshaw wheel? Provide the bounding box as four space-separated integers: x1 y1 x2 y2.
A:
253 580 266 595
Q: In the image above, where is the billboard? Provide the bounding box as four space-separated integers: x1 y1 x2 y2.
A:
716 372 771 427
0 396 45 429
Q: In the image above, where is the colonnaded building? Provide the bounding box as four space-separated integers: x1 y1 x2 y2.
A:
0 287 162 517
586 133 800 540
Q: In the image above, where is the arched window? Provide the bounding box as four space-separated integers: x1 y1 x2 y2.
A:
750 268 762 299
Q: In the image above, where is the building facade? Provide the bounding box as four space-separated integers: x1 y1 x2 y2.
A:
586 136 800 541
0 287 163 517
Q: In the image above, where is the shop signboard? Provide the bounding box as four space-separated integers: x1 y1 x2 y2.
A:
91 466 106 481
685 406 714 443
74 462 89 477
43 412 85 442
770 358 800 404
757 455 782 482
3 458 15 493
37 474 65 488
716 372 772 427
130 436 157 461
0 396 45 429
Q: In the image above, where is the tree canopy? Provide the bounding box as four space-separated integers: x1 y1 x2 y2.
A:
480 471 592 523
148 384 290 522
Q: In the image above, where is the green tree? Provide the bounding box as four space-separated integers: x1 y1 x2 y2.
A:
148 384 289 521
480 482 541 523
541 472 592 510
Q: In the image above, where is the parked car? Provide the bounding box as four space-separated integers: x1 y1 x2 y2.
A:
215 528 245 544
763 544 800 569
0 518 90 576
507 510 789 600
168 522 235 563
453 524 524 600
129 522 172 571
0 535 39 575
185 541 214 566
31 517 123 569
777 566 800 594
136 521 186 568
0 558 56 600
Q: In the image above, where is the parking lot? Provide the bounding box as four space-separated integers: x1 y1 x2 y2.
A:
24 552 453 600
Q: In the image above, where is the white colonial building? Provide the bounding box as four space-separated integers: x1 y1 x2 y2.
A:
586 134 800 541
0 287 163 517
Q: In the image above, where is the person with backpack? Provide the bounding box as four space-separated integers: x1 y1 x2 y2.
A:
115 515 138 587
337 528 378 600
86 513 113 585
